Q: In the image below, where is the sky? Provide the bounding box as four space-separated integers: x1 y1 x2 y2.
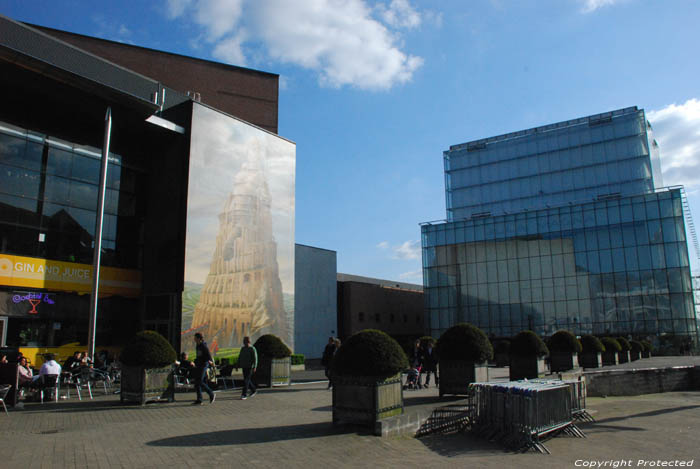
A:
3 0 700 284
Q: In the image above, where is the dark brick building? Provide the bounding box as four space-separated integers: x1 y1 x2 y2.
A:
337 274 425 342
33 25 279 134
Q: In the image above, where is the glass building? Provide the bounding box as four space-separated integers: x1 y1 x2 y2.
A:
422 107 699 353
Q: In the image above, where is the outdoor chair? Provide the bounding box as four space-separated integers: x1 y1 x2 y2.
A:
0 384 11 414
90 368 112 395
63 368 93 400
40 374 59 403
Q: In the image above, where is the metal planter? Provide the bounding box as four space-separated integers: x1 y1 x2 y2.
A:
439 360 489 397
550 352 579 372
332 373 403 426
579 352 602 368
509 356 546 380
256 357 291 387
120 365 174 405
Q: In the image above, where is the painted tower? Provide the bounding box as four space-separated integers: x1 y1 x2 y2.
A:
191 160 286 349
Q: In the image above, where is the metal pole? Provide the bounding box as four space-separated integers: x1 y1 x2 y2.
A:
88 107 112 361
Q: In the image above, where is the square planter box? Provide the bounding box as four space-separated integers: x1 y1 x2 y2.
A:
509 356 546 380
255 357 291 387
550 352 579 372
618 351 630 364
579 352 602 368
602 351 618 366
332 373 403 426
494 352 509 367
120 365 174 405
630 350 641 361
439 360 489 397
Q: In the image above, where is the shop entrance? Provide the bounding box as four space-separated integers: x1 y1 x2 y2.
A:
0 317 7 347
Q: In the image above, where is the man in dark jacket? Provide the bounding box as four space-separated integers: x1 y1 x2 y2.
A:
237 336 258 400
321 337 337 389
193 332 216 405
422 342 439 388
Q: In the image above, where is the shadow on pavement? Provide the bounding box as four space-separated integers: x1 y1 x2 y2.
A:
591 404 700 424
418 432 503 457
147 421 363 447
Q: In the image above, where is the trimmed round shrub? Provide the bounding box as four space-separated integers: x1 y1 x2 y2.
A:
601 337 622 353
510 330 549 357
617 337 631 351
120 330 177 368
437 323 493 363
548 330 582 353
641 340 653 352
331 329 408 378
581 335 605 353
419 335 436 346
253 334 292 359
630 340 644 352
492 339 511 355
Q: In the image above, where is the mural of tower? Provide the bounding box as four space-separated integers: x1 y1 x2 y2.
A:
190 160 287 349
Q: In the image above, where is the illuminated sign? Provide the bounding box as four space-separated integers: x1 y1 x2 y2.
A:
12 292 55 314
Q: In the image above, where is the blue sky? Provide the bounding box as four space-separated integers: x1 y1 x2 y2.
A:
3 0 700 283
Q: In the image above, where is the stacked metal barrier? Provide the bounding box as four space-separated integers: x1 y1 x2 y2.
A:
468 380 586 453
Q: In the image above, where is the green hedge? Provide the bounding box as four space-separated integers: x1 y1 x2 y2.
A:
630 340 644 352
291 353 305 365
331 329 408 378
580 335 605 353
437 323 493 363
492 339 511 355
601 337 622 352
120 330 176 368
510 330 549 357
254 334 292 359
548 330 582 353
617 337 631 351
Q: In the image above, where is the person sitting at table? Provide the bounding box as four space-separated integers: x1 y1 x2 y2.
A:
40 353 62 377
81 351 93 367
63 351 82 371
18 356 33 386
175 352 195 381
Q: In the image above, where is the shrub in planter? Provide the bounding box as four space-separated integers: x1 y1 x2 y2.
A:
120 330 177 405
641 340 653 358
253 334 292 387
436 323 492 396
629 340 643 361
617 337 631 363
509 330 548 380
548 330 582 372
492 339 511 367
579 335 604 368
419 336 436 347
331 329 408 427
290 354 305 366
600 337 621 366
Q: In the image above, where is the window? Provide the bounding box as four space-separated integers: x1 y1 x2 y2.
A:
375 313 380 323
390 313 395 323
358 312 364 322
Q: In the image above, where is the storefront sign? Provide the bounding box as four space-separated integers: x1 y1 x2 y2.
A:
11 292 55 314
0 254 141 296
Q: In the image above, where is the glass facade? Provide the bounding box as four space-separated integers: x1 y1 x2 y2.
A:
424 106 698 352
0 120 147 347
422 189 697 347
0 121 145 268
445 107 663 221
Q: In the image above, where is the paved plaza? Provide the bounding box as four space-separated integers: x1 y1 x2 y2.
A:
2 360 698 468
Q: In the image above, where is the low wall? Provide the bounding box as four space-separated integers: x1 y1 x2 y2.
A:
585 366 700 397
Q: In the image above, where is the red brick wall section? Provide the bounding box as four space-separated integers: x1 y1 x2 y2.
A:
34 25 279 133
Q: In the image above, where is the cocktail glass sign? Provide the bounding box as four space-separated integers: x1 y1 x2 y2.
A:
12 292 55 314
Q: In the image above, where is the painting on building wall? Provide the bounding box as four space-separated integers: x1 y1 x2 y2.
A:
182 103 295 353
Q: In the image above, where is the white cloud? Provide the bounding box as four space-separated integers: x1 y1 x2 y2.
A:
376 241 389 249
580 0 622 13
377 0 421 29
648 99 700 190
399 269 422 282
393 240 421 260
165 0 425 90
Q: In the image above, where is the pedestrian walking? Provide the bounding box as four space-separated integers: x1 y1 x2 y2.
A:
238 336 258 400
321 337 337 389
422 341 438 388
192 332 216 405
